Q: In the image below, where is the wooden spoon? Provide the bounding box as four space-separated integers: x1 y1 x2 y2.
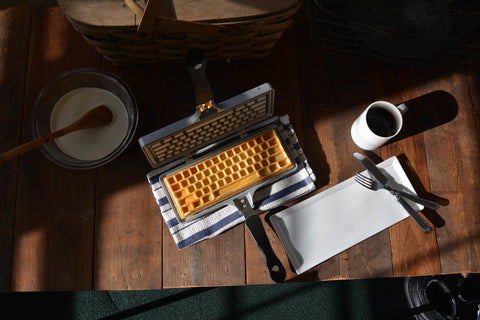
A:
0 105 113 164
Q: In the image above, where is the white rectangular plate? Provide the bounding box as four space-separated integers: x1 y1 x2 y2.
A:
270 156 422 274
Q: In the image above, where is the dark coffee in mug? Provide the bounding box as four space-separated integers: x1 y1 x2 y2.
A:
366 107 397 137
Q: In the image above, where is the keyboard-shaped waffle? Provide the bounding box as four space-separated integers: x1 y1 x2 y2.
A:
164 128 294 219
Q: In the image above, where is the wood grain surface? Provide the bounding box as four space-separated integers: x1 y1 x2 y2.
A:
10 7 101 292
0 7 31 292
0 6 479 292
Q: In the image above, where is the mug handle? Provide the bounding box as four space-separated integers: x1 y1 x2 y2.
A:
396 103 408 114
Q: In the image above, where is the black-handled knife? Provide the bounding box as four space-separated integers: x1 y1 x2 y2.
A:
395 195 433 233
389 188 439 210
353 152 433 233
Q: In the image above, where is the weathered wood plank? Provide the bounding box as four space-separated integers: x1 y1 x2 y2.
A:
0 7 31 293
11 7 100 291
93 138 164 290
425 72 480 274
92 63 166 290
386 143 442 277
297 3 392 279
296 38 396 279
468 74 480 167
368 62 442 277
309 99 395 280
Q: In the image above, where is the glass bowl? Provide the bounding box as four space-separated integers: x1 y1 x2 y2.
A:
31 68 138 169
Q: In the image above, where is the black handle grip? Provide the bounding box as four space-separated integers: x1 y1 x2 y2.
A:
398 197 433 233
245 215 286 283
393 190 440 210
185 48 214 105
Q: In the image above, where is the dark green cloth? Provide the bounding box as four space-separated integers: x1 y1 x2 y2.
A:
5 274 479 319
1 278 414 319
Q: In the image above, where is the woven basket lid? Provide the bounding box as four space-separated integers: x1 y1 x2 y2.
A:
58 0 300 26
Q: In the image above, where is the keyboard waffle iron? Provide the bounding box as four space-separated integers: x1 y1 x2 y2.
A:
139 49 304 282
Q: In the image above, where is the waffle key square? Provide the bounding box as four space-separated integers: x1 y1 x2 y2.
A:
164 128 294 219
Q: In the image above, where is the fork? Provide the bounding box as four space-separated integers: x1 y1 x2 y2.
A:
355 173 440 210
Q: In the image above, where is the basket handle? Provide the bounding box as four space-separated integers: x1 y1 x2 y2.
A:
125 0 168 37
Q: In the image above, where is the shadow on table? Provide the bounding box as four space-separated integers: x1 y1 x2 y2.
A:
363 151 449 229
364 91 458 228
389 90 459 144
397 154 449 228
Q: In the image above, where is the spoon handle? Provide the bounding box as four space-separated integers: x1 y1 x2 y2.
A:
0 105 112 164
0 126 74 164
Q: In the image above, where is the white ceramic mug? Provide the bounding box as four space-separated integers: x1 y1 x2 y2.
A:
351 101 407 150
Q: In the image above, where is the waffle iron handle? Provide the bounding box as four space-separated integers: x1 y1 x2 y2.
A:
245 215 287 283
185 48 214 107
235 195 286 282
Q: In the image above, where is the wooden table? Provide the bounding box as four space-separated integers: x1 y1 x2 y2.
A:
1 6 479 292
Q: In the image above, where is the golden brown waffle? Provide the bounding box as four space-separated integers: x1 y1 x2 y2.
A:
164 128 294 219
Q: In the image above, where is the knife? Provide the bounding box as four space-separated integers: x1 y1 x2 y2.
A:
353 152 433 233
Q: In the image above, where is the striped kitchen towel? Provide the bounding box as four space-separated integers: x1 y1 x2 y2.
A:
147 115 316 249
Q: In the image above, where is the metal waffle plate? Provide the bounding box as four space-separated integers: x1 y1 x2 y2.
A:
139 83 274 168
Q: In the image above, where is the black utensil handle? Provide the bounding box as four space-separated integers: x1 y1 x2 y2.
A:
397 197 433 233
245 215 286 283
393 190 440 210
185 48 214 105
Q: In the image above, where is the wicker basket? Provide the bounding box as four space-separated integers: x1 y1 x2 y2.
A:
58 0 302 64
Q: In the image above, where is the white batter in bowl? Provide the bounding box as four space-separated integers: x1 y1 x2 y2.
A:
32 69 137 169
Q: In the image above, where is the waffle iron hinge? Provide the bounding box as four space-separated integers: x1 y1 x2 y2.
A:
198 100 217 120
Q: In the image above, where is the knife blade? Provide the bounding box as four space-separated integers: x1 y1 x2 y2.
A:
353 152 433 233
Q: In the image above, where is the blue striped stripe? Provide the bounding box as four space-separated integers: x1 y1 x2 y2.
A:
255 177 312 208
157 196 169 206
171 206 234 236
148 175 160 184
177 210 243 249
166 217 179 228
